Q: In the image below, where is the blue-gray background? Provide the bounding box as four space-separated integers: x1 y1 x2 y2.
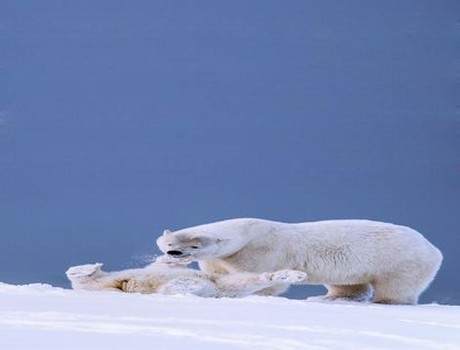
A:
2 1 459 304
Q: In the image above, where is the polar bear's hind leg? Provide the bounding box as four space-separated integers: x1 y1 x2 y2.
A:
372 278 418 305
372 271 428 305
372 255 441 305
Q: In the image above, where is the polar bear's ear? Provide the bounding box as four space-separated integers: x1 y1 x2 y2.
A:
163 229 172 235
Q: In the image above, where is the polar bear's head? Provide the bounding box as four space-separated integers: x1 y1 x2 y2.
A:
156 230 223 260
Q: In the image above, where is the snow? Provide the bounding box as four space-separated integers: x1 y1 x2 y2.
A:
1 283 459 350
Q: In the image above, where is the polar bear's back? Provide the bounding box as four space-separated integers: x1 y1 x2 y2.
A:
291 219 437 252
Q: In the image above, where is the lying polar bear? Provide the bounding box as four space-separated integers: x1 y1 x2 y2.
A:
157 218 443 304
66 255 307 298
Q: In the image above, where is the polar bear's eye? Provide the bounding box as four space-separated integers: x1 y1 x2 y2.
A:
190 245 199 249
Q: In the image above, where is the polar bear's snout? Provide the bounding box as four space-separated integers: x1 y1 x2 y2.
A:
167 250 186 256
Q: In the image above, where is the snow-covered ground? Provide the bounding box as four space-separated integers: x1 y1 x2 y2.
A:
1 283 459 350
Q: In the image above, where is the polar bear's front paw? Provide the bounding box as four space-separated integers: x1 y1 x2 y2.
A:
260 270 307 284
66 263 103 279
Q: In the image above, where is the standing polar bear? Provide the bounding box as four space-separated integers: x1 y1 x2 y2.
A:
157 218 443 304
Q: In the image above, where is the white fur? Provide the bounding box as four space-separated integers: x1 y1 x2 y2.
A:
66 255 307 298
157 218 443 304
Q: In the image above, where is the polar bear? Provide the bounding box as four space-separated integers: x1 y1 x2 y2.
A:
156 218 443 304
66 255 307 298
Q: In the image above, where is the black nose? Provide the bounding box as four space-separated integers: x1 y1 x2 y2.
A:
167 250 183 256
